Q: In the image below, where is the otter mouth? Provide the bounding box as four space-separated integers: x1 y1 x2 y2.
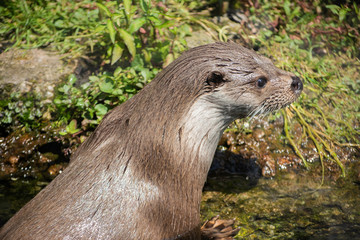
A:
247 76 303 119
247 99 295 119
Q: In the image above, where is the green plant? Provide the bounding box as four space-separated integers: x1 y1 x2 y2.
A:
53 62 159 134
252 0 360 176
96 0 193 66
251 0 359 58
0 0 101 57
0 91 45 130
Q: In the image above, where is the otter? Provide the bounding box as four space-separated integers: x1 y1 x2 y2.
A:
0 42 302 239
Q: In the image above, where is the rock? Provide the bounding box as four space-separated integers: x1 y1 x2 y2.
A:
0 48 75 99
253 127 265 141
47 163 67 178
38 152 59 164
185 29 216 48
261 155 276 177
6 156 19 166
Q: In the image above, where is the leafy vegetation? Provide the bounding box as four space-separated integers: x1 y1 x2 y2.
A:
0 91 44 129
0 0 198 133
54 64 159 133
0 0 101 57
244 0 360 177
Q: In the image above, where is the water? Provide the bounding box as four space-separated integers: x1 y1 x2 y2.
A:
0 179 46 226
202 172 360 239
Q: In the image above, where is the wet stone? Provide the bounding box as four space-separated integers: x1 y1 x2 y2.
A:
6 156 19 166
252 127 265 141
225 132 237 146
46 163 67 178
0 129 70 180
0 165 17 179
38 152 59 164
228 145 239 154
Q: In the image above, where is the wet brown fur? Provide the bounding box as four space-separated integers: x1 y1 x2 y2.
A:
0 42 302 240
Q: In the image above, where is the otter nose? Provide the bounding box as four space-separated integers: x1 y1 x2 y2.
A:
291 76 303 92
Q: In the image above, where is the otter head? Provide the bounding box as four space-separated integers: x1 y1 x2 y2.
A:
198 42 303 120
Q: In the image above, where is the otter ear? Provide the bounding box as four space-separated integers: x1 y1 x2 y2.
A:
205 71 227 91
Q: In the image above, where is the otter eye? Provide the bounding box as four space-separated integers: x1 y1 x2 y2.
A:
256 78 267 88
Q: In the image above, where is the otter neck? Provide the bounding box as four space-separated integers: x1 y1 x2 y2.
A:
129 93 233 193
177 95 234 184
157 95 234 236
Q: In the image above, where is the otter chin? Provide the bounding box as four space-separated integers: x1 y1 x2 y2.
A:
0 42 302 240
